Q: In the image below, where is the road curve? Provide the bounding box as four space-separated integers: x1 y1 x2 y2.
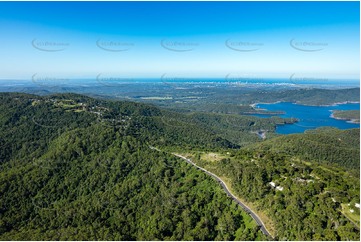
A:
148 146 273 238
172 153 273 238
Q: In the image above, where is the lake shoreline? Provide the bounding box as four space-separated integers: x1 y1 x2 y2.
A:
329 112 360 124
250 101 360 108
295 101 360 107
249 102 285 115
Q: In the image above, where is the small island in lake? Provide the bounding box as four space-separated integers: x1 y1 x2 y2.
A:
331 110 360 123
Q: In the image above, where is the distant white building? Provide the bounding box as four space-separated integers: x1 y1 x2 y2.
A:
276 186 284 191
269 181 283 191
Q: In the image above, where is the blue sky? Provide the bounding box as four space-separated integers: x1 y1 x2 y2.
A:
0 1 359 80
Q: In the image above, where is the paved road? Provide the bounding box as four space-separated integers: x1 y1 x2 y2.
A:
149 146 273 238
172 153 273 238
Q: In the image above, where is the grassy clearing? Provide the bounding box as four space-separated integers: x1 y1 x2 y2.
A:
200 152 228 162
341 203 360 228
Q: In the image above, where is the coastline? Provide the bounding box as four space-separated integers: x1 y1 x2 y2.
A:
250 101 281 108
250 101 282 112
298 101 360 107
329 111 360 124
250 101 360 108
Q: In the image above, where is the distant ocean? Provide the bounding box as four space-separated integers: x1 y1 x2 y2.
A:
0 78 359 88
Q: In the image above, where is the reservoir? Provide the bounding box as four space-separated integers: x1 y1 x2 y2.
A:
253 102 360 134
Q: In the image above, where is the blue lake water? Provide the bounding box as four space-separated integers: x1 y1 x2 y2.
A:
253 102 360 134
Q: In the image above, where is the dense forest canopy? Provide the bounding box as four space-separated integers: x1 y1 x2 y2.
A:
188 128 360 240
0 92 359 240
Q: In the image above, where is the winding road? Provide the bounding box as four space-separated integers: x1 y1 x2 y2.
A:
149 146 273 239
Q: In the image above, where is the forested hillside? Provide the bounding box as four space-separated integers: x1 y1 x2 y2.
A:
244 127 360 173
0 127 265 240
0 92 359 241
188 134 360 240
0 92 268 240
